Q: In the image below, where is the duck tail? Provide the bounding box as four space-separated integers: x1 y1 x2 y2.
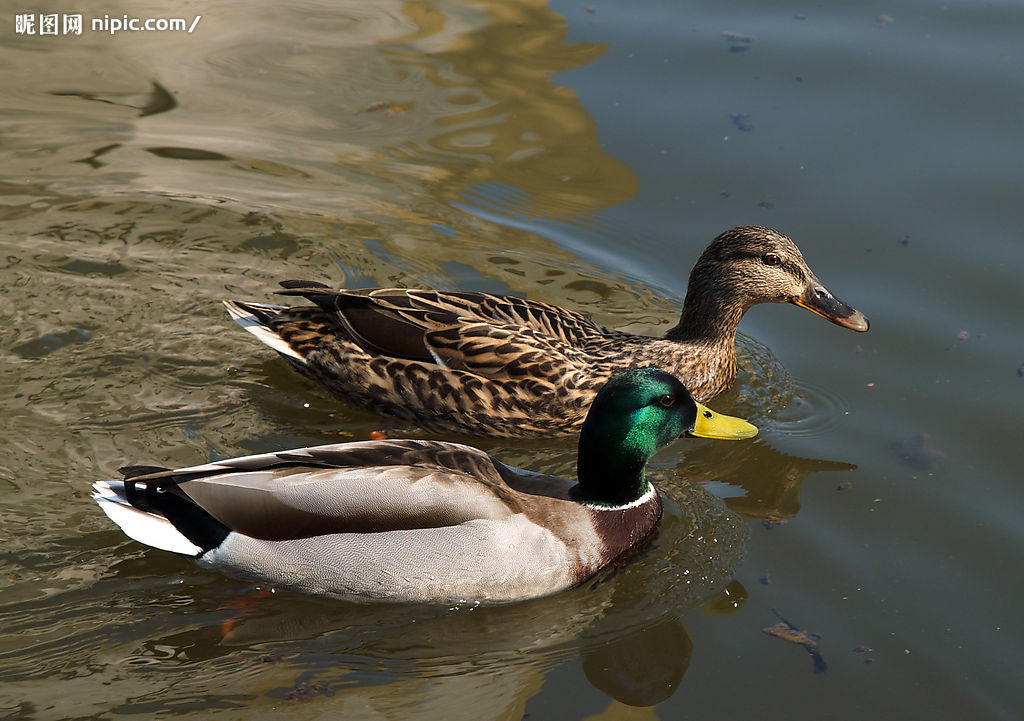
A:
91 480 206 556
223 299 308 364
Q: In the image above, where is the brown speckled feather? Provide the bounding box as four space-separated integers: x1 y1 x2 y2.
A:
225 226 868 437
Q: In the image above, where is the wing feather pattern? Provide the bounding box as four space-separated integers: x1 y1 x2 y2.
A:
274 286 611 378
121 441 524 542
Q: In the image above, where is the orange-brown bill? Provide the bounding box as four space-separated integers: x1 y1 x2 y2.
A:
792 285 869 332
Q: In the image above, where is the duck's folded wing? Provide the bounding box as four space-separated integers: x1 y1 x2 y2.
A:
123 440 523 542
420 320 591 381
273 285 609 372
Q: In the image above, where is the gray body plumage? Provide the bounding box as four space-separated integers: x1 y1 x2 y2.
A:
92 440 661 603
202 514 580 602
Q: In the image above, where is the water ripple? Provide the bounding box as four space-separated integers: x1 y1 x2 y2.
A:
731 333 849 438
767 378 849 438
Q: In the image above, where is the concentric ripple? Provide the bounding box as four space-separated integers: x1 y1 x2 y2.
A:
767 378 849 438
731 333 849 438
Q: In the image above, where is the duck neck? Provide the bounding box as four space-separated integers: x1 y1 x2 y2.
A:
575 425 651 508
664 282 749 347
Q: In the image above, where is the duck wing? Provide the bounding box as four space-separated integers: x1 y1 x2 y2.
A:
119 440 527 542
274 284 611 377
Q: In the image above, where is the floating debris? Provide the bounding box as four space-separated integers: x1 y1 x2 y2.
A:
956 330 969 341
758 199 776 209
353 101 410 117
836 481 853 491
762 609 828 673
876 14 895 27
722 31 753 44
722 31 754 53
730 113 754 132
356 101 390 114
899 234 911 246
852 645 875 664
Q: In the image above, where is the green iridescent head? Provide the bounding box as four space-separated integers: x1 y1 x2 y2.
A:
576 368 756 506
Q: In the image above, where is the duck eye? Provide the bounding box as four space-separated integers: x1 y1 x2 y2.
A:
763 253 782 266
657 394 675 408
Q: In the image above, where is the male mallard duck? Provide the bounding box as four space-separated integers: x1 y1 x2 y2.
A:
92 369 756 603
225 225 867 437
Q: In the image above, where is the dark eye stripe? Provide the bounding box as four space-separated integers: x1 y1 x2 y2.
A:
730 250 806 281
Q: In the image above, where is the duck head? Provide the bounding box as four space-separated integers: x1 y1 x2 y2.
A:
670 226 869 342
576 368 756 506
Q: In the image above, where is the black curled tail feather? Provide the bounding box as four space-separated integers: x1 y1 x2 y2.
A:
117 466 230 554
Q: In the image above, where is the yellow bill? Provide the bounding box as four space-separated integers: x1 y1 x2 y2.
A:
689 402 758 440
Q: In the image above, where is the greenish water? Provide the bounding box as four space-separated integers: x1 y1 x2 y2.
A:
1 0 1022 719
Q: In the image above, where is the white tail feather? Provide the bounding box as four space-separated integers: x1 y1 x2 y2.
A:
222 299 307 363
91 481 203 556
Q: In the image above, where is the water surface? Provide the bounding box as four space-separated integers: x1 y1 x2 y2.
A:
1 0 1022 719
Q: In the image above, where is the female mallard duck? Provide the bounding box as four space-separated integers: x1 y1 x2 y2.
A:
92 369 756 603
225 225 867 437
